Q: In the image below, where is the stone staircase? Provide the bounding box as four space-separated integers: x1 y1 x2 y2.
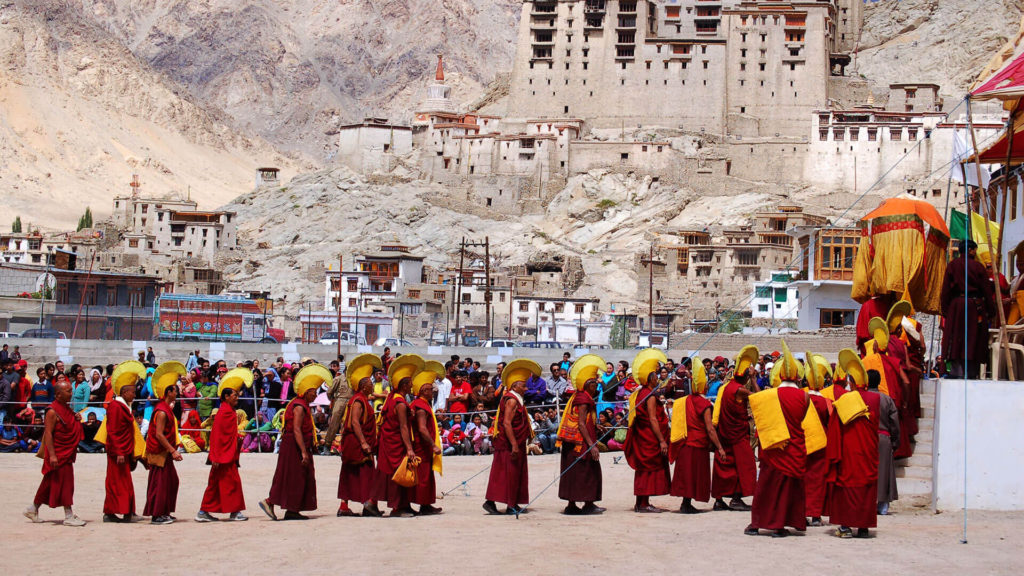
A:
895 378 936 507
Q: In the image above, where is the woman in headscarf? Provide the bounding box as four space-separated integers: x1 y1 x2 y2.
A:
87 367 105 403
69 370 90 414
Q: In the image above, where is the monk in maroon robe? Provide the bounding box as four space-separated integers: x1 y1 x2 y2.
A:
197 387 246 521
144 386 183 524
670 382 726 514
338 377 379 516
411 375 443 515
103 378 138 523
624 372 671 513
827 355 880 538
746 379 810 537
805 389 830 526
24 379 85 526
940 241 997 379
711 373 755 511
373 377 417 517
260 384 319 520
856 294 894 355
557 377 604 515
483 376 533 515
883 335 914 459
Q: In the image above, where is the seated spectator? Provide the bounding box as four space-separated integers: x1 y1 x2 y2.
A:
470 373 497 410
472 403 491 429
79 412 105 453
178 372 198 418
595 412 612 452
464 413 492 455
242 411 275 453
0 421 36 452
443 423 469 456
182 410 207 452
548 365 571 402
532 410 557 454
87 367 106 404
448 371 473 415
524 373 550 406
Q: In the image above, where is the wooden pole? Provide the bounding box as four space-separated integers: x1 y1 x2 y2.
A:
454 238 465 346
648 244 654 345
485 237 491 341
337 255 343 360
966 97 1009 378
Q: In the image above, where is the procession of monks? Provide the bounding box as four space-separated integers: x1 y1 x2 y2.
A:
21 300 920 538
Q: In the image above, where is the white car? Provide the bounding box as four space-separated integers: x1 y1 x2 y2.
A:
0 332 19 339
373 337 414 347
480 339 518 348
318 331 366 346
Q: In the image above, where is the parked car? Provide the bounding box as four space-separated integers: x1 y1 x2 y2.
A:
373 337 414 347
0 332 19 339
573 343 610 350
19 328 67 339
318 331 367 346
519 341 564 349
480 339 518 348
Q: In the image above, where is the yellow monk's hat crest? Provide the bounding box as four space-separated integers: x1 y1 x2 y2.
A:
502 358 542 387
569 354 605 391
111 360 146 396
293 363 332 397
346 353 382 391
218 367 253 396
691 356 708 395
387 354 425 388
887 300 913 333
632 348 668 386
735 345 760 377
411 360 445 396
777 340 803 383
151 361 187 399
839 349 867 390
869 316 890 350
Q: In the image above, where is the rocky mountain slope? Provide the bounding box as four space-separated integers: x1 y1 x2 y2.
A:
0 1 295 230
76 0 522 161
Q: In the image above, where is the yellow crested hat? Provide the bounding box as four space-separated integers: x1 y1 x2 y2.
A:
833 361 846 384
887 300 913 333
805 353 831 391
839 349 867 390
691 356 708 395
569 354 605 391
777 340 803 383
346 353 382 391
411 360 446 396
735 345 760 377
869 316 890 350
387 354 425 388
151 361 187 399
218 367 254 396
111 360 146 396
502 358 542 387
632 348 668 386
293 363 332 397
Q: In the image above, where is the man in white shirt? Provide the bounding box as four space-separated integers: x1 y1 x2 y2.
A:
433 361 454 412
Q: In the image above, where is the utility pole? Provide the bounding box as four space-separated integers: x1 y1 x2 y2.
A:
535 303 540 344
337 254 343 359
648 244 654 346
484 237 491 341
508 277 514 338
454 237 465 346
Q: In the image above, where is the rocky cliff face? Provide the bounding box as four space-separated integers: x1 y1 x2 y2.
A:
0 1 294 229
76 0 521 161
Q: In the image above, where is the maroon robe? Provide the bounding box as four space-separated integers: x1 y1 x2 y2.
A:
804 393 830 518
558 390 602 503
941 255 996 363
670 394 713 502
750 386 809 531
485 393 531 507
623 388 671 496
826 389 880 529
103 398 136 515
374 393 413 509
268 397 317 512
34 401 83 508
144 401 179 517
856 297 892 355
902 329 924 434
410 397 439 506
711 379 756 498
201 405 245 513
885 337 914 459
338 392 377 503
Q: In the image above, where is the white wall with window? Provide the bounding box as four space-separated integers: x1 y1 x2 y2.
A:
750 271 799 321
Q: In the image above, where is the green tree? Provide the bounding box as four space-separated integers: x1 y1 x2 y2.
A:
77 207 93 231
11 216 21 233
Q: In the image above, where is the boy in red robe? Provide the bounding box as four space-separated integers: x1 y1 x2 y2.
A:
557 354 605 515
410 361 445 515
101 360 146 523
670 357 726 514
196 367 251 522
827 349 880 538
371 354 424 517
745 342 811 537
711 345 758 512
337 354 382 517
23 378 85 526
624 348 671 513
260 363 330 521
144 362 187 525
483 359 540 516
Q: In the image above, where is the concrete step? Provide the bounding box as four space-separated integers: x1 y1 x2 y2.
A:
896 478 933 496
922 406 935 419
920 395 935 409
921 379 937 394
900 452 932 467
914 428 933 442
913 441 932 454
896 465 932 480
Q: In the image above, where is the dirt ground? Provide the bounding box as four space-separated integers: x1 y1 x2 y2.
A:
3 453 1021 574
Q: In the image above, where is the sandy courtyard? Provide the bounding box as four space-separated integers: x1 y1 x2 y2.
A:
3 452 1021 574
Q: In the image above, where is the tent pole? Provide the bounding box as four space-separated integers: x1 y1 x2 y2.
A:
966 97 1009 380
